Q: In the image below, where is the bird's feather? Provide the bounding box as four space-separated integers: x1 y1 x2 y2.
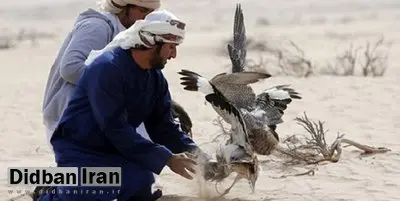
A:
228 3 247 73
178 69 214 95
254 85 302 126
210 71 271 85
204 83 250 150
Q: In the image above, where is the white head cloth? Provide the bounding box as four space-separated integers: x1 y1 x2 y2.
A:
84 9 185 66
98 0 161 14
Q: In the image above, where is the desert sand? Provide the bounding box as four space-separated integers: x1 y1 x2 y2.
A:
1 0 400 200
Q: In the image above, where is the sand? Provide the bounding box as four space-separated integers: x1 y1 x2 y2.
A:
1 0 400 200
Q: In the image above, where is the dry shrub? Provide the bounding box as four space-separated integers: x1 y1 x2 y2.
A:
321 36 391 77
217 36 270 58
276 112 344 165
218 34 391 78
269 40 314 77
322 44 360 76
359 36 391 77
210 116 231 143
275 112 391 166
218 37 316 78
0 36 15 50
0 28 56 50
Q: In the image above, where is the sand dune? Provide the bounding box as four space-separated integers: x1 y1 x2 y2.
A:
1 0 400 201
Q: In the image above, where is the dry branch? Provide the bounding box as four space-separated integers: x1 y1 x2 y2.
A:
0 28 57 50
340 138 391 155
360 36 391 77
321 36 391 77
269 169 316 179
211 116 231 143
275 112 390 165
323 44 360 76
270 40 314 78
244 54 269 71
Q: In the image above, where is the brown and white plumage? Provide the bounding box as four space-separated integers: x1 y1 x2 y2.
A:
178 69 281 155
226 3 302 131
203 145 260 196
178 4 301 156
210 71 272 113
179 69 270 124
182 69 259 195
182 2 300 142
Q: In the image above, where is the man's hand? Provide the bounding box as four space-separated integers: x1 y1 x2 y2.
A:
166 153 197 180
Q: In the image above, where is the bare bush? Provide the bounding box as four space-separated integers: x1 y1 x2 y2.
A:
321 36 391 77
0 36 15 50
218 37 315 77
211 116 230 143
0 28 56 50
218 36 270 57
276 112 344 165
275 112 391 166
218 33 391 78
322 44 360 76
360 36 391 77
270 40 315 78
255 17 270 26
243 54 270 73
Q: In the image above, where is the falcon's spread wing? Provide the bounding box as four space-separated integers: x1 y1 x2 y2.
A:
178 69 250 150
210 71 271 85
255 85 302 126
209 71 271 110
228 3 247 73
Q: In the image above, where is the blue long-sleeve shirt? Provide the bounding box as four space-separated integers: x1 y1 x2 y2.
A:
51 47 197 174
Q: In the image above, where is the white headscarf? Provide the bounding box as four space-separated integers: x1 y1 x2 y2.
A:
98 0 161 14
85 9 186 66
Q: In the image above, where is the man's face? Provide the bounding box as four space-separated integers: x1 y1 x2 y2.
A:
125 5 154 27
150 43 178 69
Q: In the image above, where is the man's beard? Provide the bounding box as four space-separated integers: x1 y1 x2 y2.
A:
149 46 166 70
150 54 166 70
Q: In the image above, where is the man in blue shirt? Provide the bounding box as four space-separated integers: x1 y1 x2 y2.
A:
38 9 207 201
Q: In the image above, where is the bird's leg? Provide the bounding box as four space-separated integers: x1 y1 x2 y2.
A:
217 174 242 198
249 178 256 193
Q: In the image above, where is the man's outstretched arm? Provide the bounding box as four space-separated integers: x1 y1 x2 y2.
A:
144 75 205 156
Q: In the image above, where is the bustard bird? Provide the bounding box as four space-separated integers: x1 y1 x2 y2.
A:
185 71 259 196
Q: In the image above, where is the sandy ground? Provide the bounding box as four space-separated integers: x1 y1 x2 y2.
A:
1 0 400 200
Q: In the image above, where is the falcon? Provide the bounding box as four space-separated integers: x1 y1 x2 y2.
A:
178 3 301 155
186 70 259 196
